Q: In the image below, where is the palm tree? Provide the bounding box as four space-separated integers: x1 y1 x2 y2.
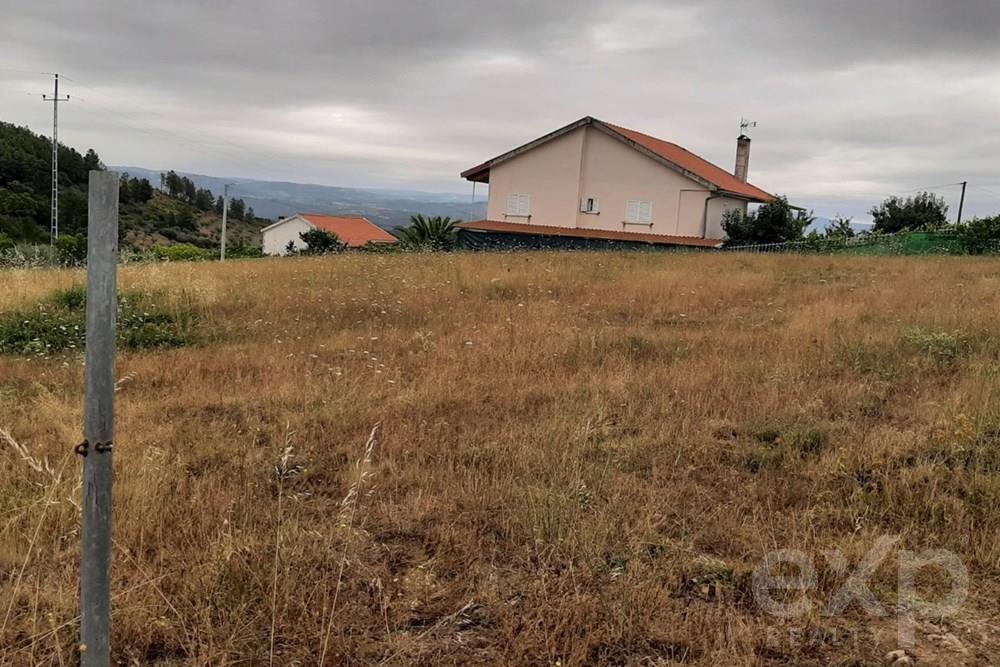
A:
394 215 459 250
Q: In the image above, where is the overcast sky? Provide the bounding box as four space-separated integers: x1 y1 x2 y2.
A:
3 0 999 220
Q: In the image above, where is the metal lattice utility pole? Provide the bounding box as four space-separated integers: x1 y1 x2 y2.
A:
42 73 70 245
79 170 119 667
220 183 230 261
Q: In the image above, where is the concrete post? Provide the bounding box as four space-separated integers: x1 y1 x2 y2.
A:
80 170 118 666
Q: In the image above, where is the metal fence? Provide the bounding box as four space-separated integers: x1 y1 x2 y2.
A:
719 236 875 253
718 231 974 255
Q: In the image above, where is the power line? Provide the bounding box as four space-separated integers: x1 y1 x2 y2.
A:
968 184 1000 200
896 182 964 195
0 66 55 76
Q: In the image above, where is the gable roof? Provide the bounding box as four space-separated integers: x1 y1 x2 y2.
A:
456 220 722 248
263 214 398 247
461 116 773 202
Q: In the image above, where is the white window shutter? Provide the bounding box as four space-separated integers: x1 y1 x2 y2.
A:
625 200 651 224
580 198 589 213
592 198 600 214
506 194 519 216
626 200 639 223
518 194 530 216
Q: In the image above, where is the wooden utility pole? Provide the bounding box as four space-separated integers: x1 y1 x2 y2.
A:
957 181 968 225
80 170 118 666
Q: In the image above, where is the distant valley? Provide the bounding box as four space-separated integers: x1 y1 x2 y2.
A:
113 167 488 231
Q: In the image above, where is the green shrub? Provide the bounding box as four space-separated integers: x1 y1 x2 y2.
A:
870 192 949 234
957 215 1000 255
902 327 964 362
53 283 86 310
394 214 459 251
0 286 199 357
55 234 87 266
0 233 13 252
226 245 264 259
825 216 856 239
299 228 346 255
0 243 59 268
722 196 813 246
360 240 404 254
152 243 213 262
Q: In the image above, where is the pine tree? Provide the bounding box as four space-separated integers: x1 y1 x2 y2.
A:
119 173 133 204
83 148 104 172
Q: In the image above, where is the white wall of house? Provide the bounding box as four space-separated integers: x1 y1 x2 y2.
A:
484 125 749 240
485 128 585 228
578 126 713 237
262 216 313 255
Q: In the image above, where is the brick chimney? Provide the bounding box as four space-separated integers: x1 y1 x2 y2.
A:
734 134 751 182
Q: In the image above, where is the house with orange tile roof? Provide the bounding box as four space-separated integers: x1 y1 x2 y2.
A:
458 117 774 248
262 213 398 255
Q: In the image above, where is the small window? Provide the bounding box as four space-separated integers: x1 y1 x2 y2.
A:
506 193 530 217
580 197 600 214
625 199 652 225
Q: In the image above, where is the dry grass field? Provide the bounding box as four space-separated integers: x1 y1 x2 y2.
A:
2 251 1000 666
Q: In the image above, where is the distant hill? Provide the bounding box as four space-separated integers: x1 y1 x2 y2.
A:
807 216 872 236
113 167 488 231
118 190 263 251
0 121 103 243
0 121 264 249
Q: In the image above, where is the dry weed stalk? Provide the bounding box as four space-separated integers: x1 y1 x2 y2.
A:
0 443 72 642
269 426 300 667
1 426 58 482
319 422 380 667
114 371 137 392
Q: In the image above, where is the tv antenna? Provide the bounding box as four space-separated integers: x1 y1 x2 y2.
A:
739 117 757 136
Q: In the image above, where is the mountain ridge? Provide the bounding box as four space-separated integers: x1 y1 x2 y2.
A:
112 166 488 230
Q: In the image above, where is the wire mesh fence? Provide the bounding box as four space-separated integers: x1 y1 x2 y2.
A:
717 230 983 255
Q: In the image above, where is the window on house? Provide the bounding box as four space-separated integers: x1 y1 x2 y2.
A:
625 199 653 225
506 193 530 217
580 197 600 214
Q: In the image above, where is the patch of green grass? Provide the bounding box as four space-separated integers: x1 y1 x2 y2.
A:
835 337 904 380
736 424 830 472
902 327 965 362
0 285 200 357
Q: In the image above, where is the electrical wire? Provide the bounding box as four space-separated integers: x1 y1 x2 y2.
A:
0 66 55 76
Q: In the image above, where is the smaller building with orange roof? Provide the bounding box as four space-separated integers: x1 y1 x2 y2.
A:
262 213 398 255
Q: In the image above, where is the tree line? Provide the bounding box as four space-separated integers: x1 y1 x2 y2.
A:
0 122 105 242
160 171 255 222
722 191 1000 252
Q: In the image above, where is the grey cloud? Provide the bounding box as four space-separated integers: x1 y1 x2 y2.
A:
2 0 999 220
